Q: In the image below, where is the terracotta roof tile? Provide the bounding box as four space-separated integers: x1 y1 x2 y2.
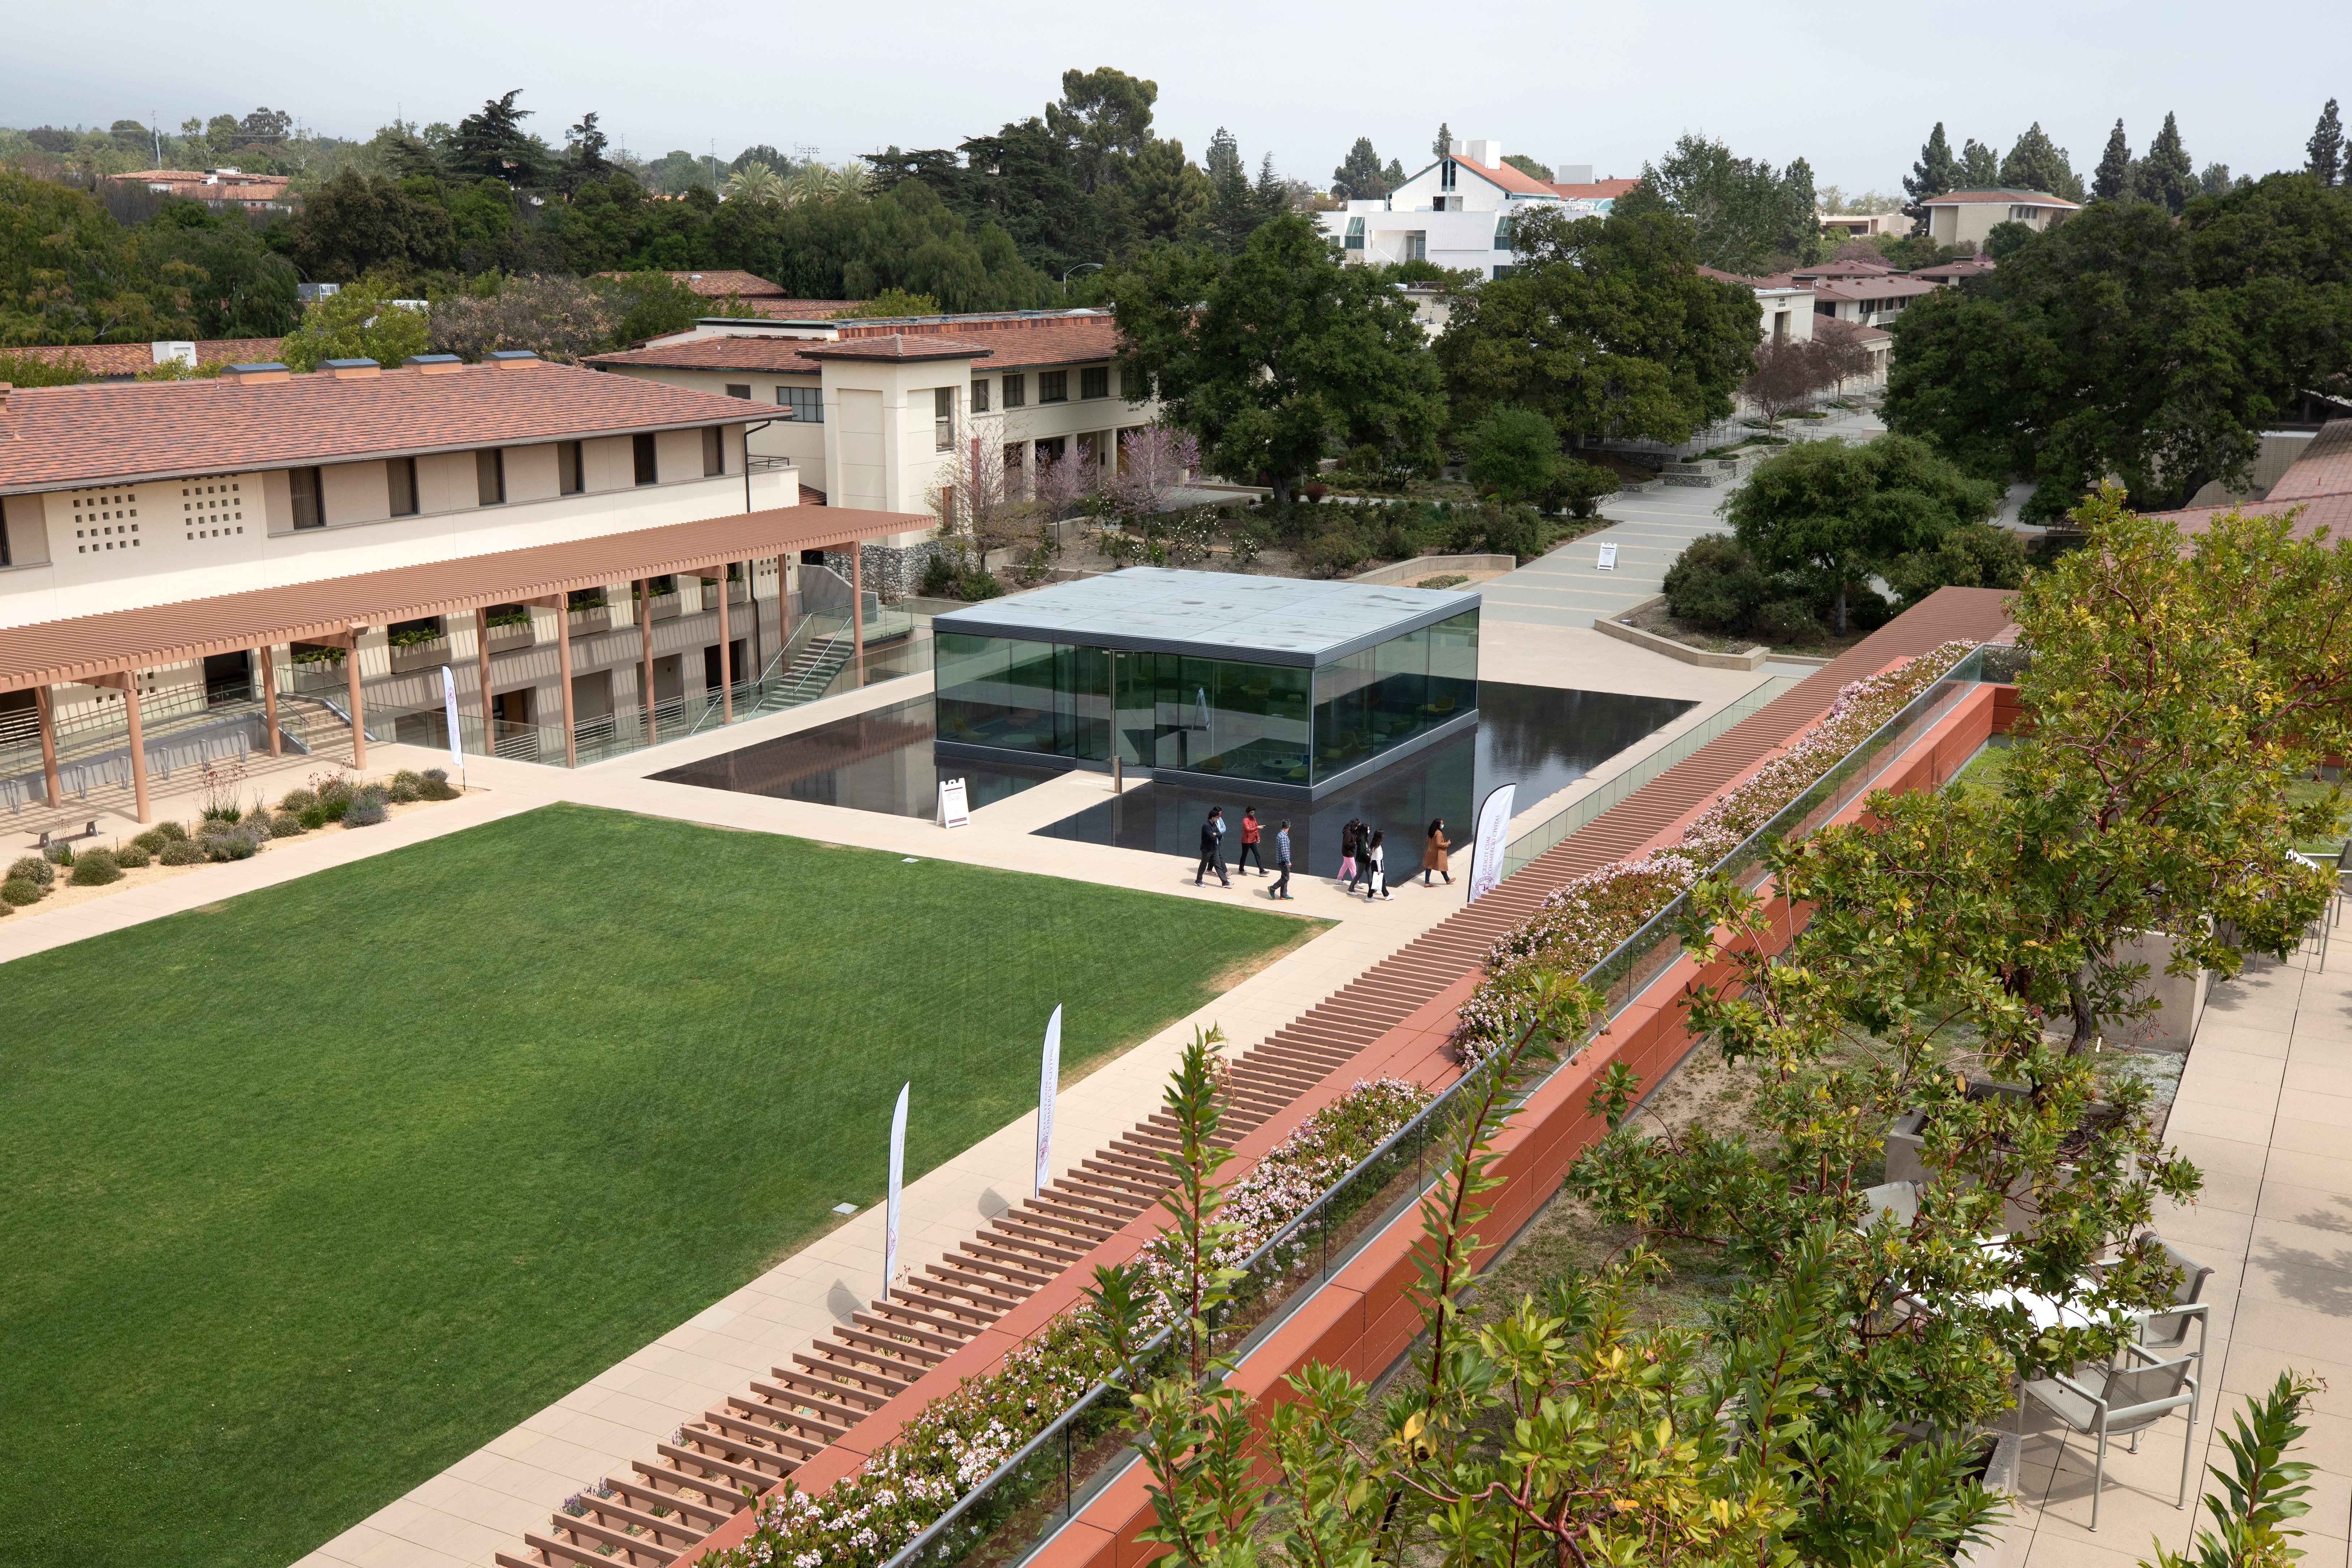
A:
590 317 1123 376
0 361 765 494
596 269 790 298
588 338 827 375
9 338 284 380
740 298 862 319
1444 154 1556 197
1546 177 1640 201
2148 420 2352 541
797 334 997 363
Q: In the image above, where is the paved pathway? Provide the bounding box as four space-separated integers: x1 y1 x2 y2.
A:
2010 944 2352 1567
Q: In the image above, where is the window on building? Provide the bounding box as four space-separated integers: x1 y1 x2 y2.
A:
476 447 506 505
971 377 990 413
1773 312 1790 343
934 386 956 451
1431 195 1448 213
1080 366 1108 400
1002 373 1026 408
775 385 823 423
1440 160 1457 191
388 456 418 517
290 466 324 529
1815 300 1835 317
1493 214 1513 251
1345 215 1364 250
1491 264 1515 280
1039 370 1067 403
702 426 725 476
632 432 657 486
1407 231 1427 262
724 384 750 399
558 440 583 495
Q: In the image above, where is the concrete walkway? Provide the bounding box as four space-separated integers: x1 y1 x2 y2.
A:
2010 945 2352 1567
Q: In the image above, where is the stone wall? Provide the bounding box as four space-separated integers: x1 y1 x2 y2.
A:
813 541 949 603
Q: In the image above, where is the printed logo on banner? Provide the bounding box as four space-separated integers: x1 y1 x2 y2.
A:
937 777 971 828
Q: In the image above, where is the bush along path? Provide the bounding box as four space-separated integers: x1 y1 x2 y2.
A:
504 1033 1428 1568
0 766 462 921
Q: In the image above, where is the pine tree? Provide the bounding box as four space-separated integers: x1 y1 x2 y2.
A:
1432 121 1453 160
1332 136 1391 201
2092 119 2132 201
2199 162 2234 197
2138 111 2193 215
1997 123 2083 202
1960 138 2001 188
1902 122 1955 230
2310 99 2343 187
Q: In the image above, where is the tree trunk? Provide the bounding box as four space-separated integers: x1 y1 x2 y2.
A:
1270 473 1293 508
1834 580 1850 637
2066 969 2099 1056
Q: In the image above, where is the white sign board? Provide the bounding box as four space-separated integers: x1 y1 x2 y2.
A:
1595 542 1619 572
937 777 971 828
883 1081 909 1293
439 666 464 776
1466 783 1517 904
1034 1004 1062 1196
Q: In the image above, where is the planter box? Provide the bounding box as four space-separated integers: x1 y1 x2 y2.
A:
1593 595 1767 671
641 593 681 622
1957 1430 2025 1568
387 636 451 674
484 620 534 653
1887 1080 2126 1236
567 606 611 636
2112 931 2206 1052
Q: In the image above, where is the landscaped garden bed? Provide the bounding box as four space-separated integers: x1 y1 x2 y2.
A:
0 804 1324 1568
0 765 467 923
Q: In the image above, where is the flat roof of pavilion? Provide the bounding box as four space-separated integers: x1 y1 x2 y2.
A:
0 503 925 691
931 567 1481 667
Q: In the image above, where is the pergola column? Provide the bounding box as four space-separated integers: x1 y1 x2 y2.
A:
91 673 152 823
777 555 792 650
344 630 367 770
637 578 658 744
851 545 866 676
555 596 577 768
32 685 61 807
715 562 733 725
258 645 280 757
475 606 492 758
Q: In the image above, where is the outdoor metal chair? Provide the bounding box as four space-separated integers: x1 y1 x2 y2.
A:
1858 1179 1919 1229
2018 1345 2199 1531
2133 1239 2214 1380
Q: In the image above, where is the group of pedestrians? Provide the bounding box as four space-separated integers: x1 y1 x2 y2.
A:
1193 806 1454 904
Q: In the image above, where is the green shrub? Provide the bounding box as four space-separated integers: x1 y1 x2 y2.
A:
919 552 959 597
1473 503 1552 564
419 777 460 801
8 854 54 887
1296 523 1370 578
1664 534 1769 630
114 843 152 869
423 767 449 784
197 817 239 840
957 566 1004 601
317 776 356 809
70 849 123 886
278 787 317 813
342 786 389 828
199 804 242 823
1 878 39 906
387 778 421 804
131 829 168 854
393 769 426 789
298 804 331 830
1555 459 1621 520
46 842 72 866
153 819 189 842
271 811 305 837
1754 596 1827 646
159 839 207 866
1882 521 2030 608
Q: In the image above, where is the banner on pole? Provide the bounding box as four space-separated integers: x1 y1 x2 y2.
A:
937 778 971 828
439 666 464 776
884 1081 908 1294
1034 1004 1062 1196
1466 783 1516 904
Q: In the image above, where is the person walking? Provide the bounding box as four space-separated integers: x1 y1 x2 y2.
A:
1364 830 1391 900
1348 819 1377 895
1336 818 1361 889
1270 819 1295 899
1194 807 1231 887
1236 808 1265 875
1422 817 1456 886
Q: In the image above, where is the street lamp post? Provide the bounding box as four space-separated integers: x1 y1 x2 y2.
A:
1061 262 1105 297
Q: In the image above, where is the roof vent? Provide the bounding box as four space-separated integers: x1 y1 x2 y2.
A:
320 358 381 378
402 354 465 375
221 362 292 384
487 350 541 369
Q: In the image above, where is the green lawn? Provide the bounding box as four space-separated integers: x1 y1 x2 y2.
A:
0 804 1321 1568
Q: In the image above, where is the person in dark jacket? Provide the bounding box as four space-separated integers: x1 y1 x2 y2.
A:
1270 820 1294 899
1194 807 1230 887
1347 819 1377 894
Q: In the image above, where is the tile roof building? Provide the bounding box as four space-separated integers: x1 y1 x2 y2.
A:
0 352 925 820
1318 138 1617 283
587 310 1150 521
2149 418 2352 532
116 167 294 210
11 338 286 381
1919 189 2081 250
596 270 861 319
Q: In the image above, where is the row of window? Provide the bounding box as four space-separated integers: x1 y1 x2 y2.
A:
292 432 725 530
969 367 1109 414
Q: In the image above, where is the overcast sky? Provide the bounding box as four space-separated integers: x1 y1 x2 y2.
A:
13 0 2342 200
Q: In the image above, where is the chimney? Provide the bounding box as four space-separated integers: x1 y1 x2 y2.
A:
1462 139 1501 167
220 362 291 385
151 340 197 368
319 357 381 379
1554 163 1594 186
487 350 541 369
402 354 465 375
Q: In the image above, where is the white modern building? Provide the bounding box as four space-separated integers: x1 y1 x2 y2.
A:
1316 138 1618 279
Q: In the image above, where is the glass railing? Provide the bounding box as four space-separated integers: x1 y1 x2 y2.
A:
875 646 1997 1568
1499 676 1800 881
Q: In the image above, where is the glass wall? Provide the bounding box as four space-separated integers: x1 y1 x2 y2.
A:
937 608 1475 788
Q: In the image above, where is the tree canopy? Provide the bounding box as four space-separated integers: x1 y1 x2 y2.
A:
1614 132 1823 273
1331 136 1404 201
1995 121 2083 201
1111 213 1443 504
1885 172 2352 517
1435 204 1759 449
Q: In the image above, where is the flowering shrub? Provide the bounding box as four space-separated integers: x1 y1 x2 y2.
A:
1453 641 1979 1063
708 1078 1433 1568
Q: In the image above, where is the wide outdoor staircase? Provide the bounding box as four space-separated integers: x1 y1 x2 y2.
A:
497 1028 1369 1568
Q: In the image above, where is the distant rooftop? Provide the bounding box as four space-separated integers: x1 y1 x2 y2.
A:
931 567 1479 668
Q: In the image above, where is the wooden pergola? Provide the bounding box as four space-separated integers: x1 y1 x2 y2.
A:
0 504 927 821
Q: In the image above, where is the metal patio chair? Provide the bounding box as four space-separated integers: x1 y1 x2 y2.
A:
2018 1345 2199 1531
1858 1179 1919 1229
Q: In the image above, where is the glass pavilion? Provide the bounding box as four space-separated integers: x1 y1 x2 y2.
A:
931 569 1479 797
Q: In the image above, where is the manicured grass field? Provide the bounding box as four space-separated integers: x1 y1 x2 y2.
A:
0 804 1321 1568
